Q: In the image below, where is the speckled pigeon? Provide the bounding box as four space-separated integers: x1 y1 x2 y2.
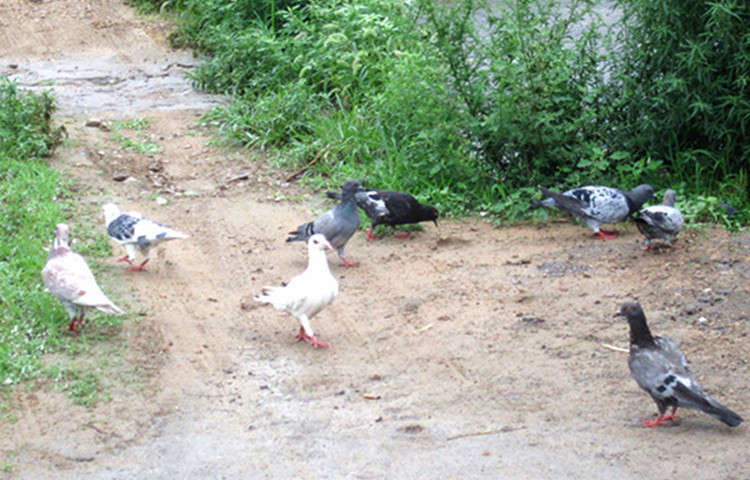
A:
103 203 189 271
326 188 438 241
618 301 743 427
287 179 362 267
635 189 684 250
255 234 338 348
534 184 654 239
42 224 125 331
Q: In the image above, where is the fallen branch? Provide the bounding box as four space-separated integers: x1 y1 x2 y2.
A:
600 343 629 353
447 425 525 441
286 148 327 182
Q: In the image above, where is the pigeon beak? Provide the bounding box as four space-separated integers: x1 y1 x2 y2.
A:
613 310 622 318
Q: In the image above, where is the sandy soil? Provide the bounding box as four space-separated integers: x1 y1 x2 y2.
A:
1 1 748 478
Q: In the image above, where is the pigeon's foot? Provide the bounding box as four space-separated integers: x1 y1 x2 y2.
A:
295 329 329 348
643 413 679 427
340 258 359 268
126 259 150 271
594 230 618 240
296 329 311 343
68 314 85 332
392 231 411 239
667 244 682 250
117 256 133 264
365 228 381 242
642 244 654 251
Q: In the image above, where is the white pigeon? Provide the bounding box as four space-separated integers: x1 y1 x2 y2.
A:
102 203 189 271
254 234 339 348
635 189 684 250
42 223 125 331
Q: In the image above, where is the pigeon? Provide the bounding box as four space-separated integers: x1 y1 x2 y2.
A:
617 301 743 428
254 234 338 348
634 189 684 250
103 203 189 271
41 223 125 331
287 179 362 267
326 188 439 241
534 184 654 239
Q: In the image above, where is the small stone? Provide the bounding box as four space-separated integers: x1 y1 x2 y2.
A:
154 196 168 205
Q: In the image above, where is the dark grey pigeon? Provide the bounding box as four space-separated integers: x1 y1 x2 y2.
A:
617 301 743 428
327 188 438 241
634 189 684 250
534 184 654 239
287 179 362 267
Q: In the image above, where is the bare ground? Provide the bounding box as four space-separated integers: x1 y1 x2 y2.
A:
1 1 748 478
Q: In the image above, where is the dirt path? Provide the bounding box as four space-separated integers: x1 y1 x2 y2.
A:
2 1 748 478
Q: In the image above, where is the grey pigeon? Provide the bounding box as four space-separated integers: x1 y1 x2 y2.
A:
255 234 338 348
42 224 125 331
617 301 743 427
634 189 684 250
534 184 654 239
287 179 362 267
326 189 438 241
103 203 189 271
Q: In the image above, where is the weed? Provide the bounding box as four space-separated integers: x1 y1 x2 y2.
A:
46 364 102 407
110 117 152 131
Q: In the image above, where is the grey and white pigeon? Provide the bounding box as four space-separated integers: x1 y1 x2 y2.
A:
534 184 654 239
103 203 189 271
326 189 439 241
42 224 125 331
287 179 362 267
634 189 684 250
618 301 743 428
254 234 338 348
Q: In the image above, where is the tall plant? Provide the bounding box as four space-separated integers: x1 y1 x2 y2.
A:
608 0 750 198
421 0 610 187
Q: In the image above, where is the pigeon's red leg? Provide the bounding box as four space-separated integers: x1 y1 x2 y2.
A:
310 336 329 348
117 256 133 264
127 259 149 271
643 408 679 427
667 244 682 250
642 244 654 251
594 230 618 240
365 227 380 242
68 313 85 331
392 231 411 239
340 257 359 268
296 328 311 343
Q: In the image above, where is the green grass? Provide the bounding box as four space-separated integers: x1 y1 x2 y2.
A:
46 364 104 407
0 78 125 402
109 117 162 155
110 133 163 155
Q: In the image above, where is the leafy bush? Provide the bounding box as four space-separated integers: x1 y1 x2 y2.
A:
169 0 748 225
609 0 750 200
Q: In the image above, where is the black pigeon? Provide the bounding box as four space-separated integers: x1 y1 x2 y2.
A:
634 189 684 250
534 184 654 239
327 189 438 241
617 301 743 428
287 179 362 267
